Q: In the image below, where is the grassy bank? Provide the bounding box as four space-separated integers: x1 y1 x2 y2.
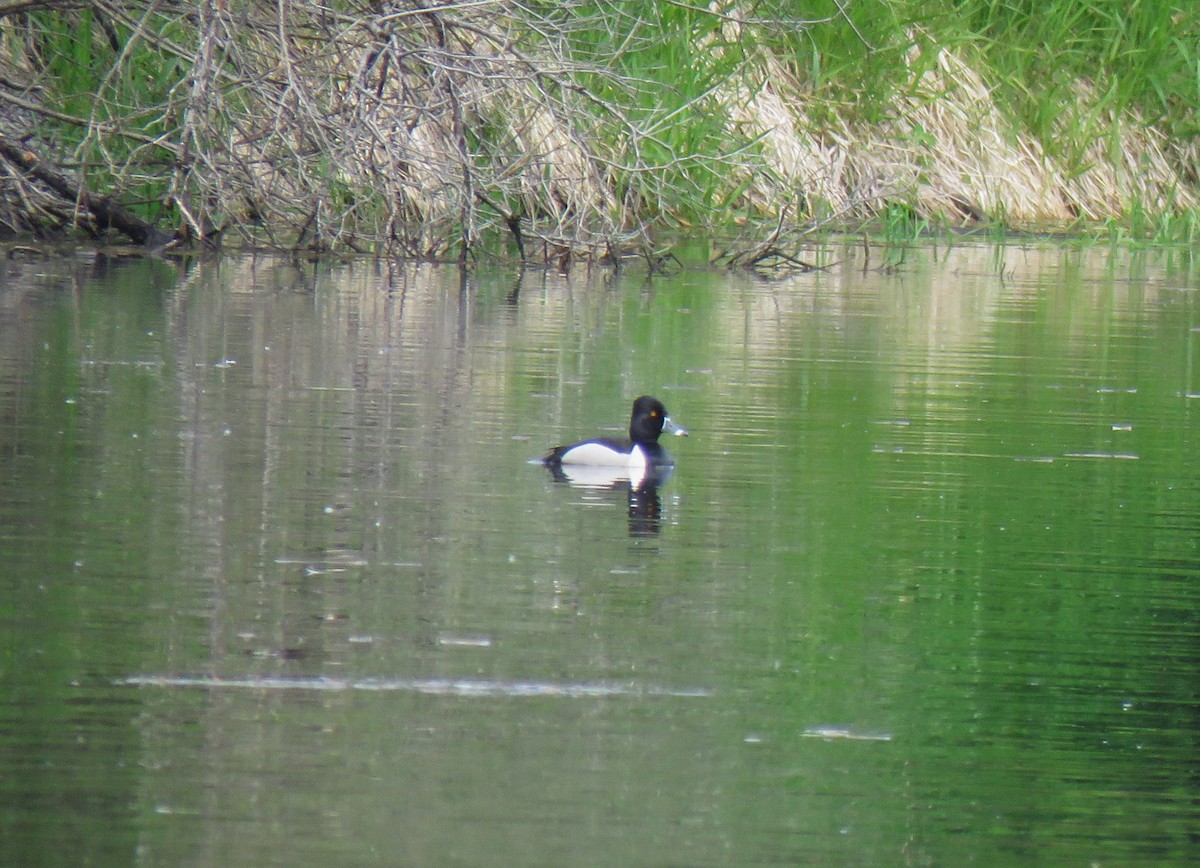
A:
0 1 1196 258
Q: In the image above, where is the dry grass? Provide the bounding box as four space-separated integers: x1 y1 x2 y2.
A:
714 23 1199 231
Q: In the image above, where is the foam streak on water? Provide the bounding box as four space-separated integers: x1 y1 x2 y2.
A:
123 674 712 699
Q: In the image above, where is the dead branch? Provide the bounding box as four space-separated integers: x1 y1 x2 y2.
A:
0 135 174 246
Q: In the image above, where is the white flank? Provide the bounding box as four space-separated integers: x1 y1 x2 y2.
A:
560 442 647 468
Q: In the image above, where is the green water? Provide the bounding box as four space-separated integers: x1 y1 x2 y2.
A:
0 246 1197 865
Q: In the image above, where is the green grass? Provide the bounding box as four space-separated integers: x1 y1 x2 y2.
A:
21 8 184 203
945 0 1199 176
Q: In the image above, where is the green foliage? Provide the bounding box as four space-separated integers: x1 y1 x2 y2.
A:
553 2 755 227
7 0 1199 249
27 10 101 121
764 0 921 118
536 0 1198 238
20 8 185 212
1113 201 1200 245
941 0 1199 161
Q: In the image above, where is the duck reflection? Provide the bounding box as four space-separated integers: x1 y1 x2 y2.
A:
546 462 674 537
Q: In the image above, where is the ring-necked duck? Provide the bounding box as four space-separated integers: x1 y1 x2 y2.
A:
543 395 687 469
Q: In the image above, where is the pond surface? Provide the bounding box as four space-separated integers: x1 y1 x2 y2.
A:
1 244 1197 865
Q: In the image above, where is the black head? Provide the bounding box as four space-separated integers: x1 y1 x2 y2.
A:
629 395 678 445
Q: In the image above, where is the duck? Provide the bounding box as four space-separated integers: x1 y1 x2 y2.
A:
543 395 687 470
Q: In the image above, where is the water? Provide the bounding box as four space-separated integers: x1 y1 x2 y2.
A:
1 245 1197 865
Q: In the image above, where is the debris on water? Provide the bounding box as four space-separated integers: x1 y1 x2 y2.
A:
123 674 712 699
437 633 493 648
275 554 371 569
801 726 893 742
